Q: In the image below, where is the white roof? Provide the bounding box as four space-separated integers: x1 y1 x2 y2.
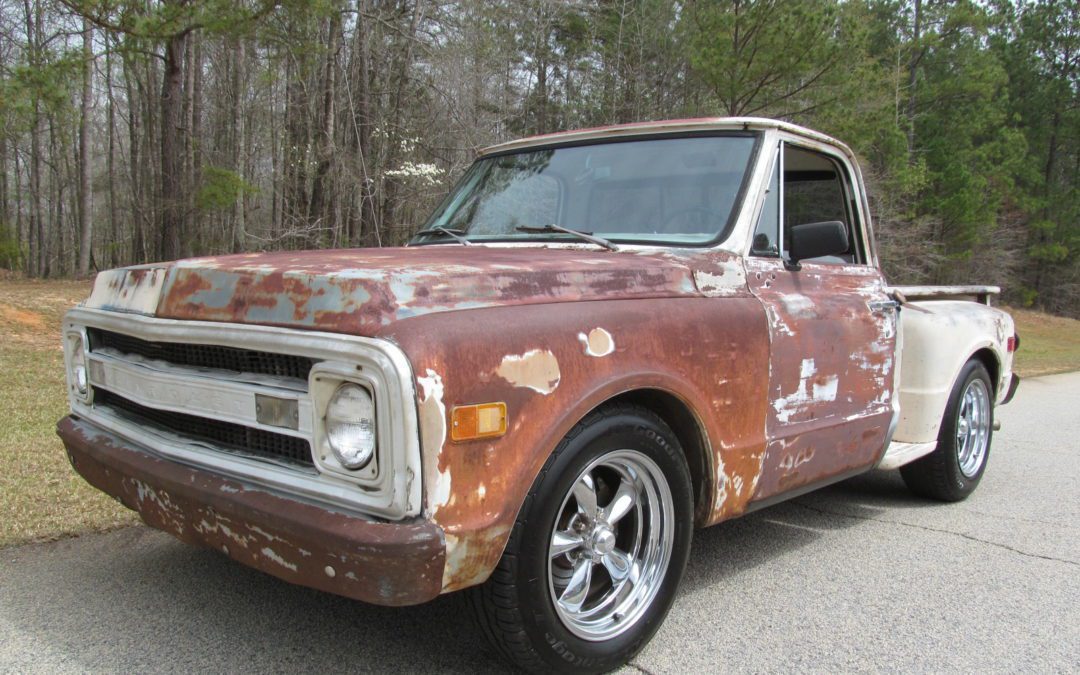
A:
479 117 856 159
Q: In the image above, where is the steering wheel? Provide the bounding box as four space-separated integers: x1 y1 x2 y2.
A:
661 206 725 233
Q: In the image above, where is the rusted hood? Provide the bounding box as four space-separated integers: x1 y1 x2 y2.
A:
85 246 702 335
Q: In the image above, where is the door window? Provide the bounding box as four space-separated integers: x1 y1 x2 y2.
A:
781 145 861 264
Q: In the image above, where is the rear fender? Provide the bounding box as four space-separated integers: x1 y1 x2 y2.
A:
895 301 1014 444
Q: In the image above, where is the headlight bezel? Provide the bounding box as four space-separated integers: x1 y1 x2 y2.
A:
64 329 92 403
310 362 384 482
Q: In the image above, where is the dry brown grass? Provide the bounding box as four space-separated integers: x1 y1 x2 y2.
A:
0 278 137 548
0 279 1074 548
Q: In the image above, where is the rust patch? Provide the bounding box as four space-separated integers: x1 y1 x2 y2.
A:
154 247 702 333
57 416 445 607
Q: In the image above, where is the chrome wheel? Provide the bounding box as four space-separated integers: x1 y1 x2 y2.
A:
956 378 991 478
547 449 674 641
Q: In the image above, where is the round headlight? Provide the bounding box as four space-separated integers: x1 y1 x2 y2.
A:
70 334 88 396
325 383 376 469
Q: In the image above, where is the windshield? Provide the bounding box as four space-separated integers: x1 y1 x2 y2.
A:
414 134 758 246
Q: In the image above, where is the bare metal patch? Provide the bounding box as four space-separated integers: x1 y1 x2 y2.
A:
496 349 561 395
417 369 451 513
772 358 839 424
578 327 615 357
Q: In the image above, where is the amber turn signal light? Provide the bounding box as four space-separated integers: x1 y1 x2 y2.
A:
451 402 507 441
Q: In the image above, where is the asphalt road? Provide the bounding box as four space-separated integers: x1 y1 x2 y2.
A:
2 372 1078 673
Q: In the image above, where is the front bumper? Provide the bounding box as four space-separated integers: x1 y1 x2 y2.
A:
57 415 445 607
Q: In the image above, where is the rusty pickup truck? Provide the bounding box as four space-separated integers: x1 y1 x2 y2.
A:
59 118 1019 673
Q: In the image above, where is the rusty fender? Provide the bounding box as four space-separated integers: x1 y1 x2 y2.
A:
57 416 445 607
377 295 771 593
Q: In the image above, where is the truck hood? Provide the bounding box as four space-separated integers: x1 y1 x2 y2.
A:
85 246 706 336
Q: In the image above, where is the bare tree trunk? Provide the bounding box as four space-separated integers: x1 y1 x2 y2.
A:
123 50 145 264
308 11 340 237
906 0 922 158
77 17 94 276
232 36 247 252
23 0 42 276
160 26 187 261
348 0 375 245
106 33 119 267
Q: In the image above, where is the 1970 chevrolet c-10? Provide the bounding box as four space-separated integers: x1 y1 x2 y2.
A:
59 118 1020 672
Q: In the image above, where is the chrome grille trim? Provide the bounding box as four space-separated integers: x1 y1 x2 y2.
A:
64 307 422 520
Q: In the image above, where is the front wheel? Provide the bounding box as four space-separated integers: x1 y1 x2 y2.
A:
468 403 693 673
901 359 994 501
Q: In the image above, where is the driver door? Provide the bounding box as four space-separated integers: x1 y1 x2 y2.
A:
746 141 899 503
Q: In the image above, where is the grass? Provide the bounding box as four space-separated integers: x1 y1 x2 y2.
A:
1002 306 1080 377
0 278 138 548
0 278 1075 549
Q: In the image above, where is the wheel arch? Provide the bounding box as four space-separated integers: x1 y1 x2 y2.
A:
599 388 714 526
970 347 1000 397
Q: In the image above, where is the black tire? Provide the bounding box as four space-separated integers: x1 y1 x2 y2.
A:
467 403 693 673
901 359 994 501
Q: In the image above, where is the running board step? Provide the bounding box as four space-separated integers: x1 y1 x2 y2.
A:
878 441 937 470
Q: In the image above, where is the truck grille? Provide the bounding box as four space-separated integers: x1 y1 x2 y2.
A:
87 328 314 380
95 389 313 467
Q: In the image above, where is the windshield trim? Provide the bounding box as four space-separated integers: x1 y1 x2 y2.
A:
410 131 763 250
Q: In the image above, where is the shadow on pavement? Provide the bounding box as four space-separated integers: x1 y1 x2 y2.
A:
3 469 938 672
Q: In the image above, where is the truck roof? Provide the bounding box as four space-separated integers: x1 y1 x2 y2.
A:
479 117 856 159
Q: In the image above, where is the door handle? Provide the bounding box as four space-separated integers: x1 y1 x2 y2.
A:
868 299 900 313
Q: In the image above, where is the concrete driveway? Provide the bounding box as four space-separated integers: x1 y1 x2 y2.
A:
3 372 1078 673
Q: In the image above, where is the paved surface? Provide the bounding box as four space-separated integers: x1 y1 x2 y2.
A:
2 372 1078 673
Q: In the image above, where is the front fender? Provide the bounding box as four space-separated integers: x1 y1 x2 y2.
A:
378 295 770 592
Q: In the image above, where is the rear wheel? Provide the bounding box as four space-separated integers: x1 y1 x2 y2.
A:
468 403 693 673
901 359 993 501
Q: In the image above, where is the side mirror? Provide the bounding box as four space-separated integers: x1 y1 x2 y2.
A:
787 220 848 270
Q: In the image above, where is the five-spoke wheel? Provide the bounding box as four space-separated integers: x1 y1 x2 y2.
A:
901 358 994 501
548 451 674 640
955 377 991 478
469 404 692 673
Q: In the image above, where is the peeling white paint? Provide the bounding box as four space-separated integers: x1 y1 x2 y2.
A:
693 270 741 296
249 525 285 543
195 518 255 549
86 267 167 315
766 307 795 337
773 358 839 424
578 327 615 357
418 369 452 512
780 293 816 318
496 349 561 394
260 546 298 572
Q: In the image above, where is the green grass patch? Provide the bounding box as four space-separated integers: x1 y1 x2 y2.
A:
1006 307 1080 377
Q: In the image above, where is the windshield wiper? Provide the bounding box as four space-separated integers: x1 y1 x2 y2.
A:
515 224 619 252
412 226 472 246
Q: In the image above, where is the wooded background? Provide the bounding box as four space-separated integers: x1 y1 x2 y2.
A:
0 0 1076 315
